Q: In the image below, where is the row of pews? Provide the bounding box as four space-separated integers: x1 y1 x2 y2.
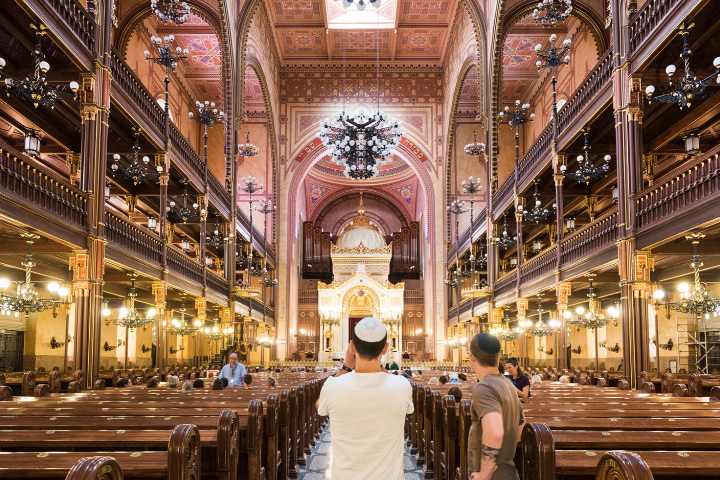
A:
406 370 720 480
0 370 329 479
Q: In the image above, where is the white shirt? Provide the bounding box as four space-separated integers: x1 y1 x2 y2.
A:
318 372 414 480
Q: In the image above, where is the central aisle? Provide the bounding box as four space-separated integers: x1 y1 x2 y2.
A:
297 424 424 479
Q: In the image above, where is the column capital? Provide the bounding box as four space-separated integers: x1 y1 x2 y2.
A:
643 153 658 186
586 195 598 221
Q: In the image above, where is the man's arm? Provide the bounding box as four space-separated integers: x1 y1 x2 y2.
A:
471 412 504 480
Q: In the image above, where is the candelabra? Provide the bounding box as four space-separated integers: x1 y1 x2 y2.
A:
520 180 553 222
145 35 188 116
561 127 610 185
532 0 572 26
190 100 224 168
495 214 517 248
167 179 203 224
0 233 70 319
535 34 572 116
151 0 190 24
0 24 79 108
575 273 609 330
446 200 467 289
167 295 199 337
499 100 534 169
492 309 520 342
111 126 161 187
645 23 720 110
238 131 260 157
464 131 486 156
204 309 231 341
525 295 561 336
103 273 156 331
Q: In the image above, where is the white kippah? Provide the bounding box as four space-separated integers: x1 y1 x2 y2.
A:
354 317 387 342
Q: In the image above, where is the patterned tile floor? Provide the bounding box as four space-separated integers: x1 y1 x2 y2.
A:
297 424 424 480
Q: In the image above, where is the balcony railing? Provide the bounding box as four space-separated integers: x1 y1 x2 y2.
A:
628 0 684 55
517 123 554 185
167 245 203 284
519 247 558 285
105 210 162 264
206 268 228 296
494 270 518 297
47 0 95 54
0 145 87 229
492 171 516 218
448 304 459 319
636 146 720 231
459 298 472 317
556 47 614 136
559 208 619 266
169 123 204 181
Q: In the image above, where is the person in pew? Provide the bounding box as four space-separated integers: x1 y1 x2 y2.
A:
558 375 570 384
439 375 448 385
531 375 542 385
317 317 413 480
182 381 193 391
389 360 399 370
243 374 254 389
146 378 159 388
469 333 525 480
458 373 468 382
167 376 179 388
267 376 277 388
504 358 529 399
217 352 246 387
212 379 224 390
428 377 439 385
618 359 624 371
448 374 461 384
116 377 132 388
193 379 204 389
448 386 463 403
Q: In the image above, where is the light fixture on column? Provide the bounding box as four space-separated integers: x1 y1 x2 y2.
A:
461 175 488 297
151 0 190 24
565 217 576 232
495 214 517 248
338 0 382 10
447 199 467 289
577 273 608 330
206 216 226 248
167 295 198 336
190 100 224 167
235 178 262 299
147 216 157 232
684 133 701 156
0 233 70 318
24 129 42 156
535 34 572 116
167 178 203 223
145 35 188 115
475 239 488 269
532 240 542 253
645 23 720 110
532 0 572 26
521 180 553 222
0 24 79 108
611 185 618 203
181 236 190 252
317 110 403 180
106 273 155 331
499 100 534 169
238 131 260 157
205 256 214 267
656 232 720 315
463 131 486 156
112 126 161 186
560 127 610 185
261 261 278 287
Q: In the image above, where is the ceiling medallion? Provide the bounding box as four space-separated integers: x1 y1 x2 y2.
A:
317 110 404 180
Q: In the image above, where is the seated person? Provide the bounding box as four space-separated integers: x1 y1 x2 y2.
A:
243 373 254 389
267 376 277 388
145 378 159 388
447 374 460 384
116 377 132 388
448 386 463 403
182 381 193 392
389 361 399 370
457 373 468 382
558 375 570 384
428 377 439 385
438 375 448 385
212 379 224 390
193 378 204 389
531 374 542 385
221 377 229 388
167 376 179 388
505 357 530 399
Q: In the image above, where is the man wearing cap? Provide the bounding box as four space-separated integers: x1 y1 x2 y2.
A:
467 333 525 480
317 317 413 480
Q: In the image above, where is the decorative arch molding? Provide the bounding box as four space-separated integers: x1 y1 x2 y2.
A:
312 189 411 236
342 285 381 318
489 0 610 189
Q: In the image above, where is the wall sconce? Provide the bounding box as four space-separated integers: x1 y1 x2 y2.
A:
659 339 674 351
24 129 42 156
611 185 618 203
170 345 186 354
50 336 64 349
684 133 700 156
571 346 581 354
509 256 518 268
181 237 190 252
206 256 214 266
148 216 157 231
538 346 552 354
105 183 111 201
142 344 151 353
118 339 126 348
104 341 116 351
532 240 542 253
608 343 620 353
599 340 607 349
566 217 576 232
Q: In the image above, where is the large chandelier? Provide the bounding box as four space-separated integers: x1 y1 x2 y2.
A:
0 24 79 108
475 240 488 269
532 0 572 26
0 233 69 318
646 23 720 110
464 131 486 156
167 179 204 224
525 295 560 336
151 0 190 24
204 309 231 341
657 233 720 316
492 309 520 342
521 180 553 222
167 295 199 337
317 110 403 180
104 273 155 331
206 216 227 248
112 126 161 186
238 131 259 157
575 273 609 330
337 0 382 10
462 177 489 298
560 127 610 185
495 214 517 248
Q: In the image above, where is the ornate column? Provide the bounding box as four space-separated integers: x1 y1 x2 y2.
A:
198 194 208 289
514 196 525 272
152 281 167 371
552 152 566 247
517 298 528 365
555 282 572 370
195 297 206 367
69 251 90 386
156 153 170 270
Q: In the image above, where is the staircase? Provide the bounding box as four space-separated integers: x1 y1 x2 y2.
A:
209 343 237 369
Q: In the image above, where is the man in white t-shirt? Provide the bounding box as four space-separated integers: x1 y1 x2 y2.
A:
317 317 414 480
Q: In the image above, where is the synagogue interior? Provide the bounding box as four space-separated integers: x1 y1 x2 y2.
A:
1 0 720 478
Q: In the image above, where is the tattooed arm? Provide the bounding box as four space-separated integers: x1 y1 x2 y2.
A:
470 412 504 480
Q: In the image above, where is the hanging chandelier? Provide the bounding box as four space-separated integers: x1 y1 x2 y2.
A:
337 0 382 10
167 178 204 223
575 273 609 330
235 178 262 299
645 23 720 110
0 233 70 318
105 273 156 331
317 110 404 180
261 262 278 287
520 180 553 222
204 309 230 341
238 131 260 157
532 0 572 26
525 295 560 336
236 240 248 269
464 131 486 156
112 126 161 186
495 214 517 248
445 267 459 288
657 233 720 316
492 309 520 342
0 24 79 108
167 295 199 337
151 0 190 24
475 240 488 269
206 216 226 247
560 127 610 185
